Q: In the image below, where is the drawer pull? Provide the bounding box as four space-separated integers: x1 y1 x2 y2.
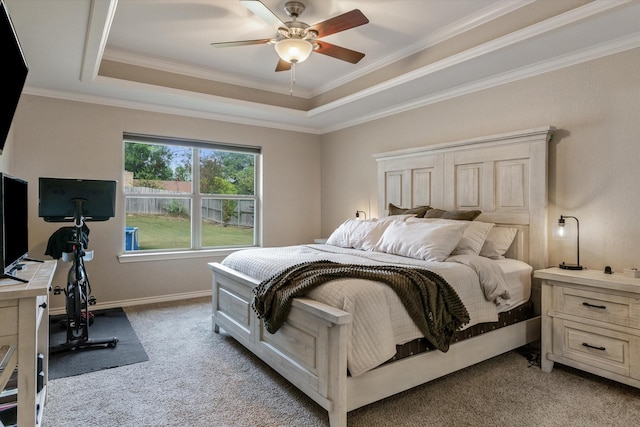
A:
39 302 47 309
582 343 606 351
582 302 606 309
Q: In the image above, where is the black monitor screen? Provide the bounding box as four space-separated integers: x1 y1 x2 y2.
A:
38 178 117 222
2 173 28 272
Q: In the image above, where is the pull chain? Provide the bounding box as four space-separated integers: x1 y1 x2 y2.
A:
289 62 297 96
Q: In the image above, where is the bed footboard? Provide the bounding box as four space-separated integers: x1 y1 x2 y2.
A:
209 262 353 426
210 261 541 427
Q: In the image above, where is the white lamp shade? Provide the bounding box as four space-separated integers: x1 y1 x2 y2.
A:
275 39 313 64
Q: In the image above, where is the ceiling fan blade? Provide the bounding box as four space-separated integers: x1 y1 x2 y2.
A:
314 41 365 64
275 59 292 72
240 0 287 29
308 9 369 38
210 39 272 48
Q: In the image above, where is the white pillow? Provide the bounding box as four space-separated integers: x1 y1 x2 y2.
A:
374 220 469 261
406 217 494 256
479 226 518 259
326 218 392 251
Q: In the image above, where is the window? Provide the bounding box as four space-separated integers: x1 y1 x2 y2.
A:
123 133 260 253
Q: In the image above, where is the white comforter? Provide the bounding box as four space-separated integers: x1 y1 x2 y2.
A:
222 244 512 376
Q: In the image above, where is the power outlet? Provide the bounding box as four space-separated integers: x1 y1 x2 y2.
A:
623 268 640 278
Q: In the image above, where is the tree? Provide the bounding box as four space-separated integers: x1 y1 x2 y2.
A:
220 152 255 195
199 152 253 193
220 199 238 226
199 155 224 194
232 165 255 195
124 142 174 180
173 158 191 181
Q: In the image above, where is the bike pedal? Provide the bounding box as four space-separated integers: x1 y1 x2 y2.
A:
81 311 95 325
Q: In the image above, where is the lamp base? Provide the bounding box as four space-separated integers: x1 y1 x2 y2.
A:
559 262 583 270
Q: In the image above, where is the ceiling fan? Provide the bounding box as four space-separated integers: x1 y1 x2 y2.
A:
211 0 369 72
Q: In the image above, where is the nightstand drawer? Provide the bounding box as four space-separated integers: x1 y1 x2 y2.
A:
557 285 640 328
558 320 635 377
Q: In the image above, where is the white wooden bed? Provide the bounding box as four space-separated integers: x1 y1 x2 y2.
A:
209 126 554 427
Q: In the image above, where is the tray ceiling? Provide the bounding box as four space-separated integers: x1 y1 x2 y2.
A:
7 0 640 134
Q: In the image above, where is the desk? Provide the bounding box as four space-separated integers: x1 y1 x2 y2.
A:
0 260 56 426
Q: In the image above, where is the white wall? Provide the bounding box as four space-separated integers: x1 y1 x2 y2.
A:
8 96 321 310
320 48 640 274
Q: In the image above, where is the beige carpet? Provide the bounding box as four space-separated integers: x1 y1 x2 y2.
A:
42 297 640 427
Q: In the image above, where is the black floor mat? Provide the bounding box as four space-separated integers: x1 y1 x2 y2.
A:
48 307 149 379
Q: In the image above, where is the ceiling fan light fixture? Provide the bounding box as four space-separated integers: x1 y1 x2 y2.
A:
275 38 313 64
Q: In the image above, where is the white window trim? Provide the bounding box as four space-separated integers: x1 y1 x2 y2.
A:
117 247 244 263
123 133 262 256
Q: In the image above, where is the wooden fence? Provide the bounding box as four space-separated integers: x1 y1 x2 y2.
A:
125 186 254 228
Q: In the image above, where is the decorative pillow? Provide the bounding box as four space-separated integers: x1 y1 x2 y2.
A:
388 203 431 218
479 226 518 259
378 214 415 222
424 208 482 220
406 217 494 256
374 220 469 262
326 218 392 251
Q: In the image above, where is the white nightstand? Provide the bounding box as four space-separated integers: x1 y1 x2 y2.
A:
534 267 640 389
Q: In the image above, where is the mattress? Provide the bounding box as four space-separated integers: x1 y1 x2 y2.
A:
385 300 535 366
222 244 533 376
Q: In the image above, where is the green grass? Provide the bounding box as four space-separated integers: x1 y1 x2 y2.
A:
126 214 253 250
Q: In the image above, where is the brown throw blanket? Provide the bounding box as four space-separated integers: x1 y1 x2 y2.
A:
252 261 470 352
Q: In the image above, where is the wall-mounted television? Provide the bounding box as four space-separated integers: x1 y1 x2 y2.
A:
38 178 117 223
0 0 29 153
0 173 29 281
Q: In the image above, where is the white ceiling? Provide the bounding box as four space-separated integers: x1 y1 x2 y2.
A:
105 0 499 94
7 0 640 134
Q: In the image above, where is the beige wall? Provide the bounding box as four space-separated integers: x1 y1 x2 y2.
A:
0 128 15 172
6 96 321 310
321 48 640 274
5 47 639 311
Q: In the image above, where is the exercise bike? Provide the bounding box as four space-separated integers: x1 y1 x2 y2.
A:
39 178 119 354
49 212 116 353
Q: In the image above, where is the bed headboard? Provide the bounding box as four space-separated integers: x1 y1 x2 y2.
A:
373 126 553 271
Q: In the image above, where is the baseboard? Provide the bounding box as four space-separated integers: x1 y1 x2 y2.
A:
48 290 212 316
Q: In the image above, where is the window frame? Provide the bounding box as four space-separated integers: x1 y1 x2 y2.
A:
119 133 261 262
